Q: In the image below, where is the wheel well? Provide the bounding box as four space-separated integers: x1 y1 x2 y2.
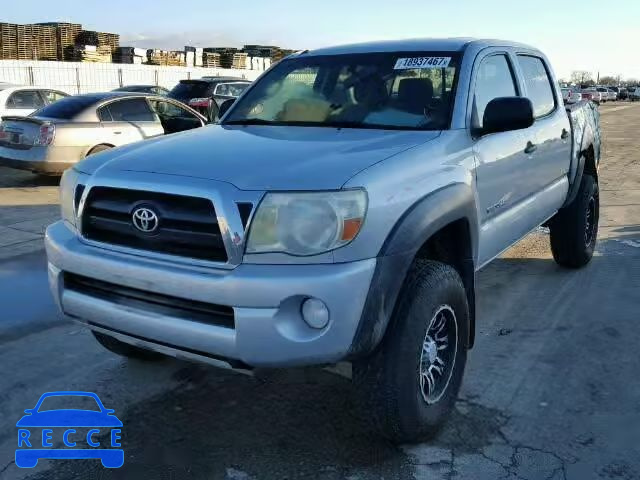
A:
414 218 476 348
87 144 114 156
583 145 597 179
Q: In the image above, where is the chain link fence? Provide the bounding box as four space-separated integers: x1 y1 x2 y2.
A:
0 60 264 94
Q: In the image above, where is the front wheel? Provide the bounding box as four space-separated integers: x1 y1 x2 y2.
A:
549 173 599 268
353 260 469 443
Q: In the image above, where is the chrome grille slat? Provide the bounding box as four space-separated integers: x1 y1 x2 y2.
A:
81 186 228 262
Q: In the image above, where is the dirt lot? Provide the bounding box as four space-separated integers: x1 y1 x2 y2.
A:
0 103 639 480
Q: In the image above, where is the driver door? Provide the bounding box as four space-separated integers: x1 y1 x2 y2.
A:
148 100 206 134
472 52 538 266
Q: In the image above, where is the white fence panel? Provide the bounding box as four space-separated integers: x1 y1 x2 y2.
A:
0 60 263 95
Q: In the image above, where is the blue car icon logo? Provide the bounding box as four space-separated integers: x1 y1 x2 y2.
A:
16 391 123 468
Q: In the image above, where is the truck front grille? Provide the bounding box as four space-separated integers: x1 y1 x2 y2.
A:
81 187 227 262
64 272 235 329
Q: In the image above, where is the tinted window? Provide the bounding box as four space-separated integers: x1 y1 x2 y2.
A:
41 90 68 103
97 106 112 121
168 81 213 99
102 98 155 122
7 90 44 109
473 55 517 128
149 100 196 118
517 55 556 118
29 95 99 119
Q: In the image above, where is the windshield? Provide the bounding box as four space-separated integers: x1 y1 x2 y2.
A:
224 52 460 130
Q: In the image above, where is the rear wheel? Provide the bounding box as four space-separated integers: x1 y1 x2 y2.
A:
93 331 164 361
549 173 599 268
87 144 112 156
353 260 469 443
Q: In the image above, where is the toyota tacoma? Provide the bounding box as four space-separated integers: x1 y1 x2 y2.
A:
46 38 601 442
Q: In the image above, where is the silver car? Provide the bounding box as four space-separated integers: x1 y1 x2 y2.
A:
0 92 207 175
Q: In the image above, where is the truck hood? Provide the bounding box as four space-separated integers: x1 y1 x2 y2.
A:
80 125 440 190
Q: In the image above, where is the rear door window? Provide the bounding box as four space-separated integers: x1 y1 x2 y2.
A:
6 90 45 110
517 55 556 118
473 54 518 128
101 98 156 122
41 90 68 104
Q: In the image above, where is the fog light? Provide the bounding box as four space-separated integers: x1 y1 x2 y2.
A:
301 298 329 329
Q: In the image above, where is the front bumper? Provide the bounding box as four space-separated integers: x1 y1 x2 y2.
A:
45 221 377 368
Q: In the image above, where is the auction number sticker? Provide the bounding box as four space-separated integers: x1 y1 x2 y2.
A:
394 57 451 70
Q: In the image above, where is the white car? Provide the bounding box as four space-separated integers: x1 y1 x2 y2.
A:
0 85 69 119
561 88 582 104
595 86 615 102
582 88 602 104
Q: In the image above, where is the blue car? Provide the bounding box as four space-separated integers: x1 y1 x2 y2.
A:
16 391 123 468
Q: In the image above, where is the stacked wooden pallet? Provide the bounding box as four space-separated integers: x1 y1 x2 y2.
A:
243 44 279 58
271 48 296 62
202 52 221 68
75 30 119 55
70 44 112 63
16 24 40 60
0 23 40 60
37 22 81 61
146 49 185 66
0 23 18 59
36 25 58 60
221 52 247 69
113 46 146 64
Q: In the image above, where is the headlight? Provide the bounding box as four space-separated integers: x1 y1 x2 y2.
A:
246 190 367 256
59 168 88 228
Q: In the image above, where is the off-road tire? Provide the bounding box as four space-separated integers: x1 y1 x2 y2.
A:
93 331 164 361
353 260 469 443
549 173 599 268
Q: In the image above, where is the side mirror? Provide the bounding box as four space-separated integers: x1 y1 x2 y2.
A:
481 97 534 136
218 98 235 119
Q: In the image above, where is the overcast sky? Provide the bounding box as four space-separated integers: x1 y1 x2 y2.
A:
6 0 640 80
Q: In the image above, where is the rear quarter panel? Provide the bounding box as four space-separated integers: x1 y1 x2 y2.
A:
52 122 110 159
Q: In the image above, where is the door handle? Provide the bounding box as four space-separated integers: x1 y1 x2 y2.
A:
561 129 569 140
524 141 537 154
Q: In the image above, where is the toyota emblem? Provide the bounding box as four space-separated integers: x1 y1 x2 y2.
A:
132 207 159 233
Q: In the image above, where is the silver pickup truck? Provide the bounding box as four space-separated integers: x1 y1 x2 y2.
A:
45 38 601 442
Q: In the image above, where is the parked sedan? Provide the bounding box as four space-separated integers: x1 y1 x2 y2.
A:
582 88 602 104
630 87 640 101
167 77 252 120
0 92 206 175
112 85 169 95
596 86 616 102
561 88 582 104
0 85 68 119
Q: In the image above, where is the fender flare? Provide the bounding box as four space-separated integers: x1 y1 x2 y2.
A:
347 183 479 358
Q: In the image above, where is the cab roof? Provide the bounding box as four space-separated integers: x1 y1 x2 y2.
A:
304 38 538 56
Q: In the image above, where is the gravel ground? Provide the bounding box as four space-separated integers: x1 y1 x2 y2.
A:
0 103 638 480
